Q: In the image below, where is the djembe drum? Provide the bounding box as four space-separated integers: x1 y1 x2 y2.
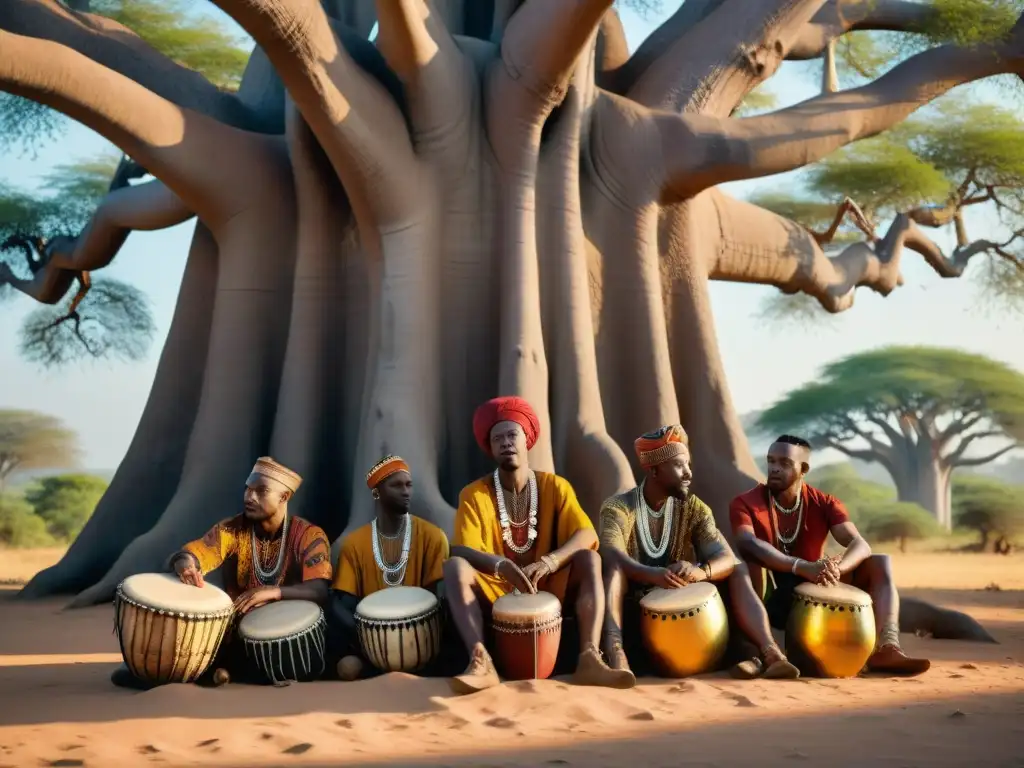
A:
354 586 442 673
640 582 729 678
785 582 875 678
238 600 328 684
491 591 563 681
114 572 234 685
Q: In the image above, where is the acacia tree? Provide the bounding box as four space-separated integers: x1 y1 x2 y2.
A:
0 409 81 492
3 0 1024 613
952 474 1024 552
758 347 1024 530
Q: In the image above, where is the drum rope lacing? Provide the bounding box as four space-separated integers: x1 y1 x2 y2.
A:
494 469 538 555
252 514 290 586
372 515 412 587
635 479 673 561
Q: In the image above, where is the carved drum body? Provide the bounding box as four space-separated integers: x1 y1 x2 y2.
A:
354 586 442 673
640 582 729 678
114 572 234 685
491 591 563 681
238 600 328 683
785 582 875 678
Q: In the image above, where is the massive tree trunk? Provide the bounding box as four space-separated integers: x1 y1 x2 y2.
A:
5 0 1021 645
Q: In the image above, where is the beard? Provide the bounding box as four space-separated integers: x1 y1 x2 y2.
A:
669 484 691 502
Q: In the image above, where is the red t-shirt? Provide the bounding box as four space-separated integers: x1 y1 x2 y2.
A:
729 484 850 562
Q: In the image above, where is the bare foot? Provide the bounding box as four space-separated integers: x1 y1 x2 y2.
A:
337 655 364 681
449 644 500 695
867 644 930 676
571 644 635 689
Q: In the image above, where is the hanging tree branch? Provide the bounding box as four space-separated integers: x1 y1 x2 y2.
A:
788 0 938 60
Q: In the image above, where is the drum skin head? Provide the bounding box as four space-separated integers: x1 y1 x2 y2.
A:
119 572 232 613
492 590 561 620
794 581 873 607
239 600 322 640
355 586 437 620
640 581 717 612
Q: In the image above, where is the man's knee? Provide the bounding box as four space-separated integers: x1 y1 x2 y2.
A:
570 548 602 580
859 553 893 585
443 556 477 589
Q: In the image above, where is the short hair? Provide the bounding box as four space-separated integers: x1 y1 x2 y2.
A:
774 434 812 450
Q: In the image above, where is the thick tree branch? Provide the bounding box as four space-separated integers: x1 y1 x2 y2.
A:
629 0 827 115
789 0 937 60
664 22 1024 195
0 31 276 229
948 440 1018 468
208 0 419 229
0 0 266 130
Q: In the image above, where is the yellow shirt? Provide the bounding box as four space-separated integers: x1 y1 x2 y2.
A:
332 516 449 598
454 471 596 603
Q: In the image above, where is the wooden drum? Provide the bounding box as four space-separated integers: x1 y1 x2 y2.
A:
640 582 729 678
114 572 234 685
238 600 328 684
491 591 562 681
785 582 875 678
354 586 442 673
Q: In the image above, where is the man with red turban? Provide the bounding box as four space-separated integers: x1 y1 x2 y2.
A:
444 396 635 694
600 425 799 680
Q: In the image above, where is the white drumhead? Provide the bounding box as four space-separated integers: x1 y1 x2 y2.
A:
640 582 718 612
492 590 560 620
119 572 232 613
239 600 322 640
355 586 437 620
795 581 872 607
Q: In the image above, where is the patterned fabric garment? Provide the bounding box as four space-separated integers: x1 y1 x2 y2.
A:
599 489 729 569
180 514 332 600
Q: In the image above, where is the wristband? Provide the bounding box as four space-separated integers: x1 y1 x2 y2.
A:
791 558 802 575
494 557 509 580
702 562 712 581
541 554 558 573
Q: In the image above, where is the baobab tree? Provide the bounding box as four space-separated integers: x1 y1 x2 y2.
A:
2 0 1023 631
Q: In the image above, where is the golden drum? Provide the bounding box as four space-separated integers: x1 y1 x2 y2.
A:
640 582 729 678
785 582 875 678
114 573 234 685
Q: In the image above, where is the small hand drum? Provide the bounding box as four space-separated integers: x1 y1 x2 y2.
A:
785 582 875 678
238 600 327 684
491 591 562 681
640 582 729 678
354 586 442 673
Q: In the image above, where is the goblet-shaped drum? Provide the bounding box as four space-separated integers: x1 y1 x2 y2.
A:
354 586 442 673
640 582 729 678
785 582 875 678
491 591 562 681
114 573 234 685
238 600 328 684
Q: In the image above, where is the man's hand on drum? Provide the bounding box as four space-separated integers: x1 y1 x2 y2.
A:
174 556 205 588
234 586 282 614
668 561 707 584
497 559 537 595
798 557 840 587
650 566 689 589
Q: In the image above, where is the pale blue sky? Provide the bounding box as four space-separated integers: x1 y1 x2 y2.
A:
1 3 1021 470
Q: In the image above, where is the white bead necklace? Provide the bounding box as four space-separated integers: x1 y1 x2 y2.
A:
494 469 538 554
635 480 673 560
251 514 289 586
372 515 412 587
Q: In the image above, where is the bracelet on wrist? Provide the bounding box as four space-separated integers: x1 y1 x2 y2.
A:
702 562 712 581
494 557 509 580
541 554 558 573
791 558 802 575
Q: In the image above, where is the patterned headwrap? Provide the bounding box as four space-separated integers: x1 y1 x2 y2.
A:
472 396 540 455
366 455 411 489
634 425 689 468
251 456 303 493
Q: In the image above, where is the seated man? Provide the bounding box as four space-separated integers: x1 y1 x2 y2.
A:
730 435 930 676
601 425 799 680
328 455 450 680
110 457 332 689
444 396 636 694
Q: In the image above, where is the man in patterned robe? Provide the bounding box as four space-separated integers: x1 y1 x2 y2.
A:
600 426 799 680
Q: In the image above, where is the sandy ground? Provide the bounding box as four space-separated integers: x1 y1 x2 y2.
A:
1 552 1022 767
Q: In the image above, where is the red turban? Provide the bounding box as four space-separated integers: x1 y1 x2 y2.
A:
473 397 540 455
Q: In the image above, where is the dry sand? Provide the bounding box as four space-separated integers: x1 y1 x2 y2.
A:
1 552 1022 767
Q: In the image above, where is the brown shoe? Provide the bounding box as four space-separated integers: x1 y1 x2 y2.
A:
571 644 636 689
449 645 501 695
337 655 364 681
604 640 633 675
867 644 930 676
761 644 800 680
729 657 763 680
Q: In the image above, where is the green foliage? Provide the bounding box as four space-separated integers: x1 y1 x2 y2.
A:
758 346 1024 451
922 0 1024 48
952 474 1024 545
0 494 55 548
0 411 81 490
808 463 896 527
734 86 778 116
24 474 107 541
856 501 941 551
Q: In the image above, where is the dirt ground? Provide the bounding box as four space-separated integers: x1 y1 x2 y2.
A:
0 551 1021 767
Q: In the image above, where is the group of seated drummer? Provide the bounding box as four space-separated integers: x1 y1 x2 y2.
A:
111 396 929 692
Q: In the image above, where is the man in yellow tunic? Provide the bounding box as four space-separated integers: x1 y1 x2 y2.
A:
328 455 450 680
110 457 332 688
601 426 799 680
444 396 636 694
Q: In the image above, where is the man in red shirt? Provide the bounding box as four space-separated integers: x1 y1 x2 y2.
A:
730 435 929 675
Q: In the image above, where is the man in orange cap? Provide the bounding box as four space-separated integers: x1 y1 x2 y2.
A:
600 426 799 680
327 455 450 680
443 396 635 694
111 457 332 688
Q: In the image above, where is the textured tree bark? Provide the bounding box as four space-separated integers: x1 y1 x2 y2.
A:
5 0 1015 644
